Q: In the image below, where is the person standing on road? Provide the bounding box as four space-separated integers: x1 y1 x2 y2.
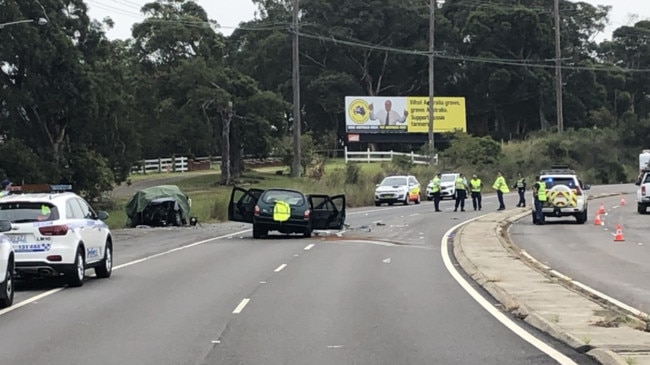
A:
513 173 527 207
469 174 483 211
533 175 547 225
454 173 468 212
492 171 509 210
431 173 442 212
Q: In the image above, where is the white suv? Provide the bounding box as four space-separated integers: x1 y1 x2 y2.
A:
532 166 590 224
426 173 460 200
0 220 14 308
0 186 113 287
636 170 650 214
374 175 421 206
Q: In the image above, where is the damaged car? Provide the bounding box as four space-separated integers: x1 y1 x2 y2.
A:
125 185 191 227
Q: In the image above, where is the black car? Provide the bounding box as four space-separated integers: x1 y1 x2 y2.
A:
228 187 346 239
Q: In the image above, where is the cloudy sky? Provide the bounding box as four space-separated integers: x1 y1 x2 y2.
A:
86 0 649 42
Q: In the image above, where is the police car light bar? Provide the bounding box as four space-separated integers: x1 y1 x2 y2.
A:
6 184 73 193
50 184 73 192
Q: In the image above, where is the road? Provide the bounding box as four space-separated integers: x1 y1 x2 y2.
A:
511 184 650 314
0 191 601 365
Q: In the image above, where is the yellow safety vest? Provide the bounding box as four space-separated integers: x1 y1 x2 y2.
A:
537 181 547 201
273 201 291 222
455 177 466 190
470 178 482 192
431 177 441 193
516 178 525 189
492 176 510 193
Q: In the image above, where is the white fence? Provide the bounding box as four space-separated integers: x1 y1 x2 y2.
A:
344 146 438 165
131 157 189 174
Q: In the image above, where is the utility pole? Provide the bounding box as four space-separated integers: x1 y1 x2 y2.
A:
554 0 564 132
428 0 436 165
291 0 302 177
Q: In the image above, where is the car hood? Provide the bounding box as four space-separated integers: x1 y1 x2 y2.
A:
427 181 455 188
376 185 408 192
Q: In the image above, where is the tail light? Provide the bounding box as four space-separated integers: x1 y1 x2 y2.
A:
39 225 69 236
304 209 311 220
643 186 647 196
254 205 260 216
574 187 583 196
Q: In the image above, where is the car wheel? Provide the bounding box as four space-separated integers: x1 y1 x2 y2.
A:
415 195 421 205
95 241 113 279
0 259 14 308
403 196 409 205
66 249 85 287
253 224 263 239
426 196 433 201
375 202 381 207
575 210 587 224
638 204 647 214
304 224 312 238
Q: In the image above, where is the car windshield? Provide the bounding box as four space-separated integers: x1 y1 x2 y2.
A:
381 177 407 186
0 202 60 223
544 177 577 188
441 175 457 182
261 190 305 206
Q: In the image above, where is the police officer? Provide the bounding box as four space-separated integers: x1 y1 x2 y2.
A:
469 174 483 211
513 173 526 207
454 173 468 212
492 171 509 210
533 175 547 225
0 179 12 197
431 173 442 212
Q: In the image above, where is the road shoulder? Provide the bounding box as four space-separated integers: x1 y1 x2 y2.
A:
453 199 650 365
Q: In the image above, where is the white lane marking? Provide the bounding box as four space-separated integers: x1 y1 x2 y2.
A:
382 258 391 264
304 244 315 250
260 281 267 284
327 345 343 349
441 219 579 365
294 254 299 257
274 264 287 272
232 298 251 314
211 340 221 344
0 229 252 317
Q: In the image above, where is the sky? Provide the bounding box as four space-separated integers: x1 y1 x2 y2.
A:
86 0 650 42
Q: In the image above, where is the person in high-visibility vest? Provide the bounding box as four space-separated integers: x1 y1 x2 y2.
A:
431 173 442 212
533 175 547 225
512 173 527 208
469 174 483 211
454 173 468 212
492 171 509 210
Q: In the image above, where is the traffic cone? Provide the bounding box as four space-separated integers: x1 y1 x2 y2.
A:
594 213 603 226
598 203 606 215
620 195 626 206
614 224 625 242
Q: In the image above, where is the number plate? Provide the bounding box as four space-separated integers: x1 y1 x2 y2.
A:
14 243 50 252
7 234 26 244
381 194 392 198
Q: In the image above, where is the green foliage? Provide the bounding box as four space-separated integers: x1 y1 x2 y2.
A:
345 163 361 184
390 155 415 174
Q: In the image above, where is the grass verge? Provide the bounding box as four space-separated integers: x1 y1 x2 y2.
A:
103 159 438 229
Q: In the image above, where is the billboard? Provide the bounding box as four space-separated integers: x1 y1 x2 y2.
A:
345 96 466 133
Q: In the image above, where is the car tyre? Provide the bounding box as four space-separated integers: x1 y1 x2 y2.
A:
575 210 587 224
304 224 312 238
415 195 421 204
66 249 85 287
638 204 647 214
426 196 433 201
375 202 381 207
253 224 263 239
403 196 409 205
0 259 14 309
95 241 112 279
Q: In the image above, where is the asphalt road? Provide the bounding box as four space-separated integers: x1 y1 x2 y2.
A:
0 191 600 365
511 183 650 314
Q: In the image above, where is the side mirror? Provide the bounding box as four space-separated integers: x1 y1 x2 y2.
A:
636 180 641 186
583 184 591 190
96 211 110 220
376 184 380 187
0 220 11 233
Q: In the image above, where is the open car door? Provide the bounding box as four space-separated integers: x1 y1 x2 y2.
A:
228 187 264 223
308 194 346 230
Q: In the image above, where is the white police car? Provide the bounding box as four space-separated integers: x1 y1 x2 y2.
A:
0 219 14 308
0 184 113 287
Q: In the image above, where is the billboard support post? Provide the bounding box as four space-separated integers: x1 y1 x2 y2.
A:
428 0 436 165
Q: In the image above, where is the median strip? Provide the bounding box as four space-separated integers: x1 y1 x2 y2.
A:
451 192 650 365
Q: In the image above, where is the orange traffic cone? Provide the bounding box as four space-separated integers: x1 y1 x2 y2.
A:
598 203 606 215
614 224 625 242
594 214 603 226
620 195 626 206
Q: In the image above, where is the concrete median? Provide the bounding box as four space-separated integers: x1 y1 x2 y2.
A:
452 193 650 365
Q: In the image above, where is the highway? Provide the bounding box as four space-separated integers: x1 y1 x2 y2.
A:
0 191 604 365
511 184 650 314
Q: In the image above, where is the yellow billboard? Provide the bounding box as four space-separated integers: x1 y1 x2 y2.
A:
406 97 467 133
345 96 466 133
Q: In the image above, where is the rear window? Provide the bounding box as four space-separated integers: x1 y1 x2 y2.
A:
0 202 60 223
543 177 578 189
261 190 305 206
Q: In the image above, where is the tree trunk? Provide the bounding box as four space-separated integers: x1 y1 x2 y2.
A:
220 104 232 185
230 129 243 178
